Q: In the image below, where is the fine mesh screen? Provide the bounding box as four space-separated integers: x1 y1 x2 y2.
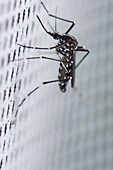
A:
0 0 113 170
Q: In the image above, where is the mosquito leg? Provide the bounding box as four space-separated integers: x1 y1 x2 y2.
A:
36 14 52 36
57 52 69 73
75 46 90 69
15 78 70 117
40 1 75 34
10 56 68 63
17 43 67 50
18 43 59 50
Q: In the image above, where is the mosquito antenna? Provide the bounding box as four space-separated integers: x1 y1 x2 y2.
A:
55 6 58 32
48 21 55 33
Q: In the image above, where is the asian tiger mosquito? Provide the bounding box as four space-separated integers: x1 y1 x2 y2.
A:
12 1 90 118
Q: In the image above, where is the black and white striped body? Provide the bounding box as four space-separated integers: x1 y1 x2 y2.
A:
56 34 78 92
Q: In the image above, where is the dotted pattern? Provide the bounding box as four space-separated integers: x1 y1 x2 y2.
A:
0 0 41 169
0 0 113 170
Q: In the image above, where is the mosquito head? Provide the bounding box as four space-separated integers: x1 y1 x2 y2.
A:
48 32 61 40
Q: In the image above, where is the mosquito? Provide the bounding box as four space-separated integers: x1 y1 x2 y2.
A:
12 1 90 117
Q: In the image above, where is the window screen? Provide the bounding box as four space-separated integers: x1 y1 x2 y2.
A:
0 0 113 170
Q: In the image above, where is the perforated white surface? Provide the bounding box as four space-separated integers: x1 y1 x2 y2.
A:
0 0 113 170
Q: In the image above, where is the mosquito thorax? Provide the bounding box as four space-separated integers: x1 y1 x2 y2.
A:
57 34 78 47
